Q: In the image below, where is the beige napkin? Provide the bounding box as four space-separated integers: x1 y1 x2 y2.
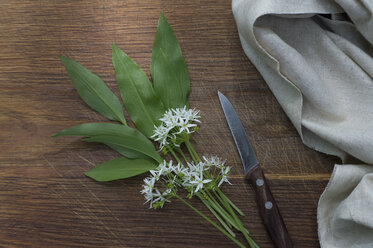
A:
232 0 373 247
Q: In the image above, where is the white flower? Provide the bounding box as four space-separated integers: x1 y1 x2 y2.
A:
186 108 201 123
176 118 197 134
141 177 155 193
141 166 177 209
151 106 201 149
169 175 179 187
190 172 212 193
156 160 174 175
203 155 226 169
151 189 165 205
218 166 232 187
178 166 194 186
160 109 178 127
197 162 208 173
174 106 200 123
141 155 233 209
162 188 172 196
171 162 184 174
149 170 161 181
141 176 156 206
151 124 170 149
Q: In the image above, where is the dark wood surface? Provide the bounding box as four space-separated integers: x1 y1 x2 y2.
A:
0 1 340 247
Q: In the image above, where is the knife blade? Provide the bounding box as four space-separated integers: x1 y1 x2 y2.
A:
218 91 293 248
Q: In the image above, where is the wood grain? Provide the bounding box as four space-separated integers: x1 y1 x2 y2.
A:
0 1 340 247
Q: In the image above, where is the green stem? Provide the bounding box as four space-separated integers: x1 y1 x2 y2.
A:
211 190 248 235
167 146 182 164
185 141 198 163
211 188 256 247
217 190 258 248
176 147 189 164
217 188 245 216
205 190 240 231
213 190 237 220
174 195 246 248
185 140 201 162
197 195 236 237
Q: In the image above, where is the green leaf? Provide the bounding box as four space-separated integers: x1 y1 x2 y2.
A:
85 157 157 182
151 12 190 109
52 123 162 163
112 44 164 137
84 135 161 163
105 144 147 159
60 56 127 125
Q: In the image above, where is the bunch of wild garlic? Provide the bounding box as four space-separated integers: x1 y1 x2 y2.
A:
53 12 258 248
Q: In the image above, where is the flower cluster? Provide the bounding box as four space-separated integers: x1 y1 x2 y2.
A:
141 156 231 209
203 156 231 187
140 160 175 209
151 107 200 150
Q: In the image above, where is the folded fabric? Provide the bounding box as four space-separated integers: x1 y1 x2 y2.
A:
232 0 373 247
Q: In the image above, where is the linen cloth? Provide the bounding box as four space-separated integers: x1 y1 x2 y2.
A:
232 0 373 247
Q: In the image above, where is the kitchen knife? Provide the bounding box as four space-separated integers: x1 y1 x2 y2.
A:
218 91 293 248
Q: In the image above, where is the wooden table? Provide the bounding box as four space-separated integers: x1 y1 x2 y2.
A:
0 1 340 247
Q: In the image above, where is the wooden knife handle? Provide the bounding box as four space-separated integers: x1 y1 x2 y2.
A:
245 165 293 248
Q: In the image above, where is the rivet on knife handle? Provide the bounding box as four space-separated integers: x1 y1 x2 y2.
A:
246 165 293 248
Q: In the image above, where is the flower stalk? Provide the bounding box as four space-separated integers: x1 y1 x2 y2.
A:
174 194 246 248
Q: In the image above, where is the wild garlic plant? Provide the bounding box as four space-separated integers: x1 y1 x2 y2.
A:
144 107 258 248
55 12 259 248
